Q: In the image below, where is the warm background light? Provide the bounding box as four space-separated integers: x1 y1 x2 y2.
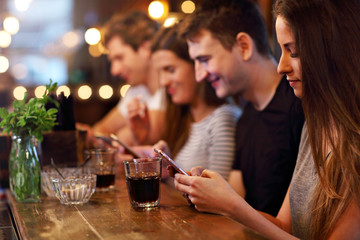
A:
56 85 71 97
88 44 102 57
0 31 12 48
181 0 196 14
11 63 28 80
13 86 27 100
0 56 10 73
148 1 165 19
84 28 101 45
34 86 46 98
164 17 178 27
3 17 20 35
99 85 113 99
62 31 81 48
78 85 92 100
14 0 32 12
120 84 130 98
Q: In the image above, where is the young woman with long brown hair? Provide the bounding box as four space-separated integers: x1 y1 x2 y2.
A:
174 0 360 239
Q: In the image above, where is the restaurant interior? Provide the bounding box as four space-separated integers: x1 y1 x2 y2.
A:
0 1 319 239
0 0 274 126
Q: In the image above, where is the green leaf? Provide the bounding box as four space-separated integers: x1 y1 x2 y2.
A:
0 79 59 142
0 108 9 119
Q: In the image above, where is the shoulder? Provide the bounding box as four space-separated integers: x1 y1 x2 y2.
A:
212 104 242 120
123 85 151 100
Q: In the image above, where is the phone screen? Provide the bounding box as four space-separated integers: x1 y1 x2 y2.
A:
153 148 189 176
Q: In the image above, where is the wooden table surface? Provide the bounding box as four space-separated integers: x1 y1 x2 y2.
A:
7 174 268 240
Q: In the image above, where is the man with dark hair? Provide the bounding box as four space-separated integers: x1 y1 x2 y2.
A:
175 0 304 216
78 11 165 145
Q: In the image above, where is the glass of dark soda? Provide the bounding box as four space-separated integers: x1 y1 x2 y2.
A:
84 148 117 192
123 157 162 209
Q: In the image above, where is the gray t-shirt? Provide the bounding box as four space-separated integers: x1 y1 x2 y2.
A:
289 123 318 239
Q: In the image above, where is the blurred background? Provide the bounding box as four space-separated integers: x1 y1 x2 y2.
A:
0 0 274 125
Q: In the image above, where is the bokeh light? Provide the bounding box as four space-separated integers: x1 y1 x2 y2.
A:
62 31 81 48
0 31 12 48
0 56 10 73
14 0 32 12
13 86 27 100
34 86 46 98
84 28 101 45
164 17 178 27
11 63 28 80
56 85 71 97
148 1 165 19
120 84 130 98
181 0 196 14
99 85 113 99
78 85 92 100
3 17 20 35
88 44 102 58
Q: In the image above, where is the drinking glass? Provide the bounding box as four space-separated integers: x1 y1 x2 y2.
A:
84 148 117 192
123 157 162 209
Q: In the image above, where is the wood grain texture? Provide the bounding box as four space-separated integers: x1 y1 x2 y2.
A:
7 172 268 240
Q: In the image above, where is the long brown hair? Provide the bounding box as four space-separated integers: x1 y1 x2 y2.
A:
151 24 226 157
274 0 360 239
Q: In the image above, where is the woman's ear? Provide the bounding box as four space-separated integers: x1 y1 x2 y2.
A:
234 32 254 61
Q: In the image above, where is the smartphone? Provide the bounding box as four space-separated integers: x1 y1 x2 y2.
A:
109 134 141 158
95 135 113 145
153 148 189 176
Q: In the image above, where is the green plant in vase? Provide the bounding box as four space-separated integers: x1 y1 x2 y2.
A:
0 80 58 202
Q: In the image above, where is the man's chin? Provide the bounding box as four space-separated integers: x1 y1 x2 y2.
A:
215 89 228 99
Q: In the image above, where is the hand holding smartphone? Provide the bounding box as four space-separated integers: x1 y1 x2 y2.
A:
153 148 189 176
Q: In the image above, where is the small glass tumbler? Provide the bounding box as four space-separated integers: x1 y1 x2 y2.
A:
51 173 96 205
123 157 162 209
84 148 117 192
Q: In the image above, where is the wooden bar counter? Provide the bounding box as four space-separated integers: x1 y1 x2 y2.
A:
6 173 268 240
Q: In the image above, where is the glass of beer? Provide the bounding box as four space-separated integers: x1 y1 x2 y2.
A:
84 148 117 192
123 157 162 209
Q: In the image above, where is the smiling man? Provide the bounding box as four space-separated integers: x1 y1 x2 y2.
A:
77 12 165 145
176 0 305 217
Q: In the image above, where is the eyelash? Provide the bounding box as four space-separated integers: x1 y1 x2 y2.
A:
290 53 299 58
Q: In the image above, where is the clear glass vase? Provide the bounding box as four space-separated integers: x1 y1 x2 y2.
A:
9 134 41 202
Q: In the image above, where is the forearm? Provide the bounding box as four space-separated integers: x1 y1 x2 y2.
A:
92 109 126 136
227 196 297 240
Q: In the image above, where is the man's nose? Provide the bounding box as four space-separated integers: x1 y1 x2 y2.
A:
111 62 124 77
194 61 208 82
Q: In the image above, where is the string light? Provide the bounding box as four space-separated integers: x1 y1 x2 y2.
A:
85 28 101 45
34 86 46 98
99 85 113 99
3 17 20 35
181 0 196 14
0 31 12 48
13 86 27 100
78 85 92 100
56 85 71 97
0 56 9 73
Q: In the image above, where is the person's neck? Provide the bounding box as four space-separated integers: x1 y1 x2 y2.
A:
144 63 160 95
244 56 282 111
190 97 217 122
